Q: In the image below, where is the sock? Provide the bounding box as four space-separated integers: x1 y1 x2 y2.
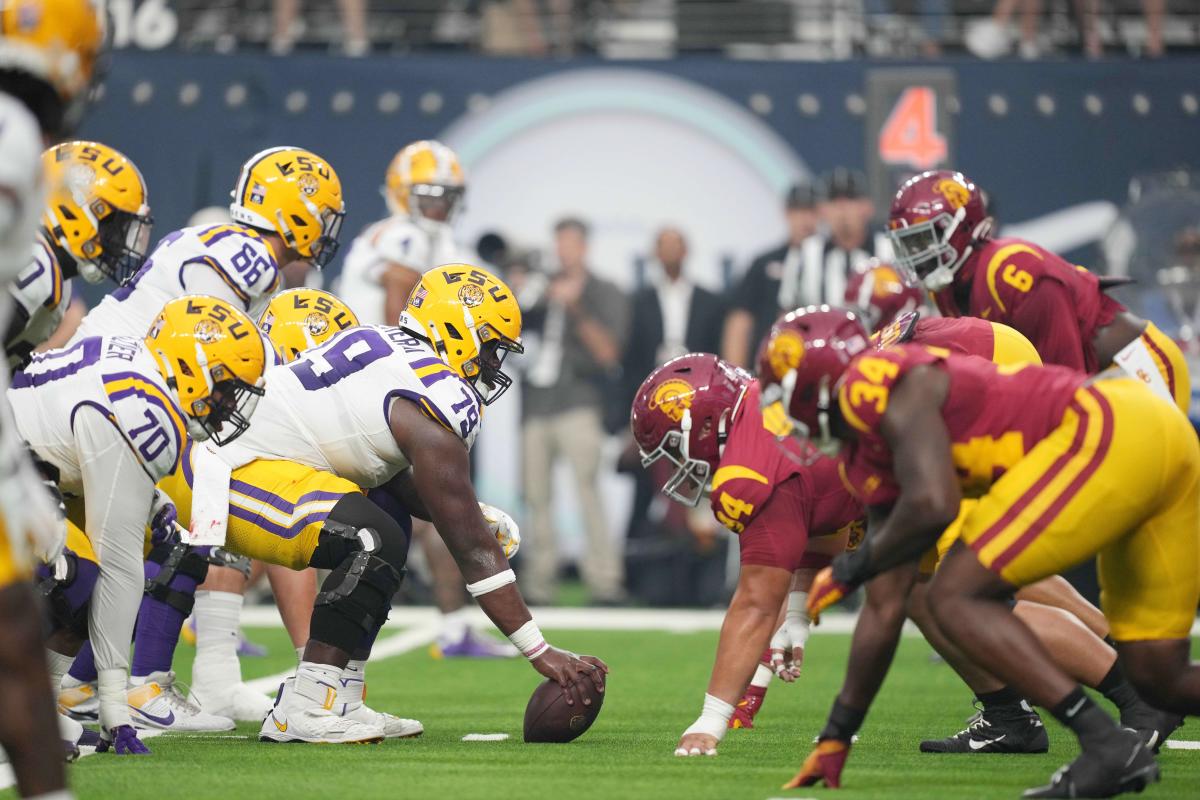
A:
66 641 97 684
296 646 305 664
750 663 773 689
1096 661 1142 713
1049 686 1121 747
976 685 1025 714
131 560 198 678
192 590 244 689
437 608 470 645
46 650 75 692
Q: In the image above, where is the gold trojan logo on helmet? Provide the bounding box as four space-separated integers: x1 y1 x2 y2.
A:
934 178 970 210
258 288 359 363
0 0 105 136
145 296 267 446
647 379 695 423
229 146 346 269
384 140 465 225
42 140 153 284
767 329 806 379
399 263 522 405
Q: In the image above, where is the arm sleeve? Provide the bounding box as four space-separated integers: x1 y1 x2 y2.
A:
1008 281 1087 371
76 406 155 731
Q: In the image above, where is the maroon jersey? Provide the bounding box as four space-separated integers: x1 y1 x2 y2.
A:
711 382 862 570
837 344 1087 505
874 312 997 359
933 237 1123 373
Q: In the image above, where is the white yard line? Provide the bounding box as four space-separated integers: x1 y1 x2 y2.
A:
241 605 1200 636
243 619 442 694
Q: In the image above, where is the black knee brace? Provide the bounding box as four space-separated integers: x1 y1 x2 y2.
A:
310 516 406 652
201 546 253 579
39 551 93 638
144 541 211 616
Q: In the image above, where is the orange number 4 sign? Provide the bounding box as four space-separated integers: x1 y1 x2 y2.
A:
878 87 947 170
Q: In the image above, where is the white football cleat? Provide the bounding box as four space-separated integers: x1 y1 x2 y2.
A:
336 678 422 739
261 677 384 744
58 680 99 722
127 671 235 732
343 703 423 739
189 680 273 723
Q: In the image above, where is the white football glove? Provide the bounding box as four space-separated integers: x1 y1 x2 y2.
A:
479 502 521 558
769 591 811 683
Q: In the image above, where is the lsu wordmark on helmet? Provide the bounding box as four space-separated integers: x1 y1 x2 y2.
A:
399 263 523 404
230 146 346 269
259 288 359 363
145 296 267 445
42 140 154 284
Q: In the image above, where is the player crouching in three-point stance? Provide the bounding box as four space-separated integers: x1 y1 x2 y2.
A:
761 305 1199 798
10 297 266 755
631 354 861 756
159 267 607 744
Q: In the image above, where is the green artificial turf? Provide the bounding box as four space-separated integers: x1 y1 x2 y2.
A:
45 626 1200 800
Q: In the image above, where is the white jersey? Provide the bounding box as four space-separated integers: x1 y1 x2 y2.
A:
214 324 481 488
8 335 187 491
72 223 281 342
0 93 44 285
7 235 71 368
337 216 459 325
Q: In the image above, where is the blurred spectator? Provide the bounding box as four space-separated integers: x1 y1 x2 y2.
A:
721 169 886 368
965 0 1167 58
520 218 630 604
619 226 728 604
866 0 951 57
483 0 576 56
272 0 368 56
720 181 819 369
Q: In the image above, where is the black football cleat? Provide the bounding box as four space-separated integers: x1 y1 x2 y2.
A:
1119 701 1184 754
1023 730 1159 799
920 704 1049 754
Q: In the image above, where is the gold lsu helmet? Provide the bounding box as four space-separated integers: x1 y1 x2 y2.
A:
0 0 106 137
229 146 345 269
42 140 153 284
384 140 465 224
258 288 359 363
399 263 522 405
145 295 267 446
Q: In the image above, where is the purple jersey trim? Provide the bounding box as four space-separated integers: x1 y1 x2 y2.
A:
101 370 186 473
228 503 341 540
229 478 347 515
384 388 456 435
12 338 102 389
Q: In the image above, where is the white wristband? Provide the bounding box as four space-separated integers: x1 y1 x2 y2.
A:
507 620 549 660
465 568 516 598
682 693 734 742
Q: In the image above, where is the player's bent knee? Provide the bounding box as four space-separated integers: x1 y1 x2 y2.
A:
145 541 210 616
37 550 99 638
311 550 404 652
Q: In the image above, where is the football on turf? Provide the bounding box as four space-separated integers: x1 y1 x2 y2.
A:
523 677 604 743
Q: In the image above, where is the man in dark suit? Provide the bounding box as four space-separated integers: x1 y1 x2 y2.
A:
623 227 725 405
621 227 728 606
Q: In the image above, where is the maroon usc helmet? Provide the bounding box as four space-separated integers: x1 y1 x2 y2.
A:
844 259 924 332
630 353 751 506
888 170 992 292
757 306 870 462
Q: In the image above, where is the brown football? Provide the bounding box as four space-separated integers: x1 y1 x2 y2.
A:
522 677 604 743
